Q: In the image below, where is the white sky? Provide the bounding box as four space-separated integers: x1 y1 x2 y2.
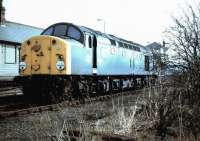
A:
3 0 198 45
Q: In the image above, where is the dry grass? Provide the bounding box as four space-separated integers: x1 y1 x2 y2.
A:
0 83 199 141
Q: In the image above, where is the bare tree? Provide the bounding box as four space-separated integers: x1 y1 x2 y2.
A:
165 4 200 140
0 0 2 17
167 4 200 101
0 0 3 24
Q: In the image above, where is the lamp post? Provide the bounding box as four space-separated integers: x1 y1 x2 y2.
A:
97 19 105 33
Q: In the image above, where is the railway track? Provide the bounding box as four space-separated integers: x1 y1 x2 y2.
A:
0 80 22 97
0 87 22 97
0 80 18 88
0 88 140 120
0 82 170 120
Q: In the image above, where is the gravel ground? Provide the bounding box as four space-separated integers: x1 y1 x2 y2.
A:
0 87 159 141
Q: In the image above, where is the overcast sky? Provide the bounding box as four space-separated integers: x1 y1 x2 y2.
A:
3 0 198 45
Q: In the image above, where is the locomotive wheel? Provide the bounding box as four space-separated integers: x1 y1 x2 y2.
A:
63 79 73 101
71 79 83 100
47 77 67 103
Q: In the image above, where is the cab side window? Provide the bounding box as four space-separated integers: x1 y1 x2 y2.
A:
89 36 92 48
85 34 92 48
67 26 81 40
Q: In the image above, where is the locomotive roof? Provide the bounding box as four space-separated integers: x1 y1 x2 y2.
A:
79 25 143 47
42 22 145 51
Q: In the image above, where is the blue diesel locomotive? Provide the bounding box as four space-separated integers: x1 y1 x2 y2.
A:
16 22 155 101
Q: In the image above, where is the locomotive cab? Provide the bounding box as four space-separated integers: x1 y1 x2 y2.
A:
19 23 85 76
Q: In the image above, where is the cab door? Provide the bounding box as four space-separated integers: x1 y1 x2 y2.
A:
92 35 97 74
85 33 97 74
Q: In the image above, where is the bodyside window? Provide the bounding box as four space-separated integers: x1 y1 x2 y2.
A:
145 56 150 71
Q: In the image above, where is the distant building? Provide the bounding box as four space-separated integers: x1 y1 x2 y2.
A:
146 42 168 55
146 42 169 75
0 6 43 80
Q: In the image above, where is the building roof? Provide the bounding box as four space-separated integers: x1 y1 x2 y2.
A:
0 21 43 45
145 42 162 50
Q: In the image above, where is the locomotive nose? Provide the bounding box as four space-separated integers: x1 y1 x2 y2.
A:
20 35 68 75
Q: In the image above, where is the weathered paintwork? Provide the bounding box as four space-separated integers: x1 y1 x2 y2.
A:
20 35 68 75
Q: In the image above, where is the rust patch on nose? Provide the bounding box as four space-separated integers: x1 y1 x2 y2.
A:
32 64 40 71
31 44 41 52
